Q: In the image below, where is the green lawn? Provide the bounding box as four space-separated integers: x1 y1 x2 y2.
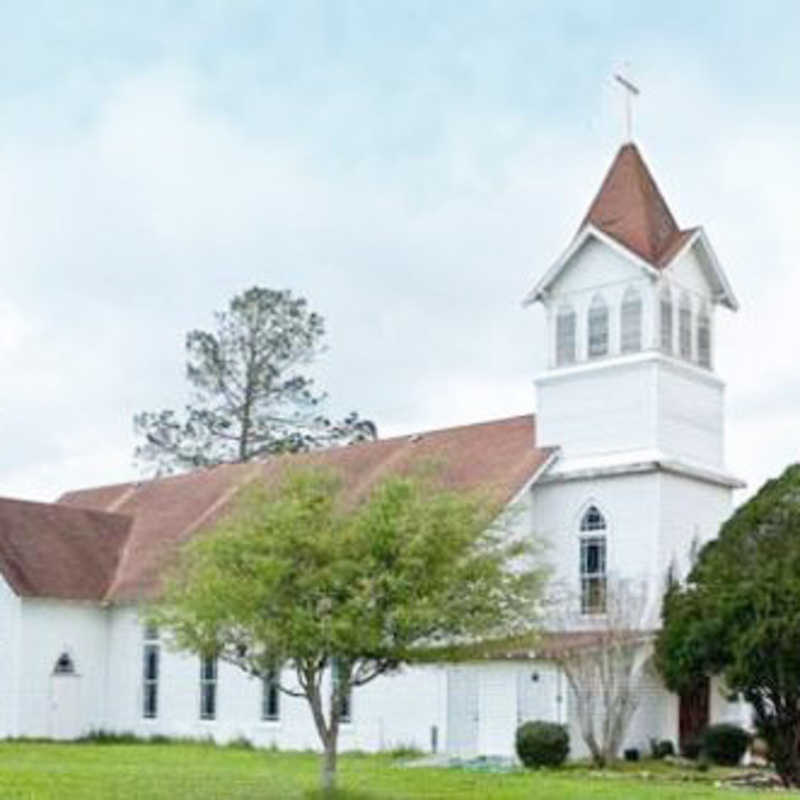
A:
0 741 793 799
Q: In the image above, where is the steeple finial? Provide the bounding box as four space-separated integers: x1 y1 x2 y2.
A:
614 72 640 142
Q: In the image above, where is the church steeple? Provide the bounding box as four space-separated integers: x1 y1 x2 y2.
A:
581 143 691 267
528 141 741 484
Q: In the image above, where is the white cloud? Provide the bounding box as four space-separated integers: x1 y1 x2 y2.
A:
0 50 796 507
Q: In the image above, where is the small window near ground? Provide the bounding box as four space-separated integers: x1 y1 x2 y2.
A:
262 668 280 722
200 657 217 720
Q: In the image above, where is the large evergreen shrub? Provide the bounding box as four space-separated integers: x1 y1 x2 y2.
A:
515 721 569 768
702 723 750 766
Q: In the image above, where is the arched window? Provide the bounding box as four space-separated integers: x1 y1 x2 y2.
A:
587 294 609 358
53 652 76 675
659 285 673 354
555 304 576 366
679 292 692 360
697 304 711 368
579 505 607 614
620 287 642 353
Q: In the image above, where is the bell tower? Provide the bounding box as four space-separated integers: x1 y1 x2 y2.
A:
524 143 741 487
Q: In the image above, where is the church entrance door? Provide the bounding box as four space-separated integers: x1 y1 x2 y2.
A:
446 667 479 757
679 677 710 752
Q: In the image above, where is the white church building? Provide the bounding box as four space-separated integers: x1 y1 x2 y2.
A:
0 141 750 759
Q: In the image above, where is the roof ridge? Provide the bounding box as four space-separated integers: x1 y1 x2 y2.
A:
59 414 537 500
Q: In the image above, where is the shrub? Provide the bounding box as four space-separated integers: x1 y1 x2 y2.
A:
515 721 569 768
650 738 675 759
702 723 750 766
623 747 639 762
681 734 703 760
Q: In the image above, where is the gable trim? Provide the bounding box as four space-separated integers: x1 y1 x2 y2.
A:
659 227 738 311
523 224 659 307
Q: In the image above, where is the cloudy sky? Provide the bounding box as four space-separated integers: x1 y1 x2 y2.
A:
0 1 797 502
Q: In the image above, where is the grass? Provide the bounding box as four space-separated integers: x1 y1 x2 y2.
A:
0 740 793 799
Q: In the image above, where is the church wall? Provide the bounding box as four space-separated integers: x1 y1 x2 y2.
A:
657 472 733 583
535 358 659 458
530 471 661 616
565 658 677 760
0 575 21 737
656 360 725 469
16 599 109 738
104 605 447 753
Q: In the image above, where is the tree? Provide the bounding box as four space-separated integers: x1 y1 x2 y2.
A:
655 464 800 787
134 287 376 473
547 579 651 766
150 467 546 794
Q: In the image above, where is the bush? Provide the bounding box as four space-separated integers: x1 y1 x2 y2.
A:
681 734 703 760
702 723 750 766
649 738 675 759
515 721 569 768
623 747 639 762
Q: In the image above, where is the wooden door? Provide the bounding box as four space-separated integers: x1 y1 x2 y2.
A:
679 677 709 751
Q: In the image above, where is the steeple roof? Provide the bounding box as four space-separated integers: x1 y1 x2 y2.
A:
582 142 694 268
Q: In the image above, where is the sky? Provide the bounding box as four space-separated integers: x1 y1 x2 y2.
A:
0 1 798 502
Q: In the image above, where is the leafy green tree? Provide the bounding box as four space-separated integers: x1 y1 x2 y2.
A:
656 464 800 786
134 287 375 473
151 467 545 794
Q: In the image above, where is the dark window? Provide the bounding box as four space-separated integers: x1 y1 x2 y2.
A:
143 644 159 719
200 657 217 720
262 668 280 721
579 506 607 615
53 652 75 675
332 660 352 724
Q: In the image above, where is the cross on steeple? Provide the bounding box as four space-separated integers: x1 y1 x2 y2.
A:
614 72 640 142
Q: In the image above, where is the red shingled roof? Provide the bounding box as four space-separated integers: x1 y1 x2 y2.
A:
57 414 552 603
0 497 131 600
583 142 695 268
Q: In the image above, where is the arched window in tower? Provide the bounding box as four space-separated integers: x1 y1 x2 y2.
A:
697 303 711 368
620 287 642 353
579 505 607 614
660 285 673 354
587 294 609 358
679 292 692 359
555 304 576 366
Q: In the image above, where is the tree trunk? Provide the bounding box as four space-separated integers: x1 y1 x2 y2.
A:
320 734 338 795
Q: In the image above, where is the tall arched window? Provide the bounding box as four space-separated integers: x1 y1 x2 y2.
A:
660 285 673 354
555 304 576 366
679 292 692 360
579 505 607 615
587 294 609 359
620 287 642 353
697 304 711 368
